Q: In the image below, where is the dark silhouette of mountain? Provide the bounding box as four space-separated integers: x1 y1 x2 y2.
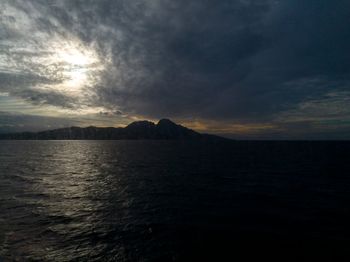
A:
0 119 229 141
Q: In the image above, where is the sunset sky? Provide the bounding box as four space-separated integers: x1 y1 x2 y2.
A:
0 0 349 139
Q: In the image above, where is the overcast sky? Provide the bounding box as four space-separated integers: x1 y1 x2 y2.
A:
0 0 349 139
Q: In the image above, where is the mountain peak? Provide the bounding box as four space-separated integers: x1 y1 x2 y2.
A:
126 120 155 129
157 118 177 126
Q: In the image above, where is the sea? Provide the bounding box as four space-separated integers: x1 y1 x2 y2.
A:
0 140 350 261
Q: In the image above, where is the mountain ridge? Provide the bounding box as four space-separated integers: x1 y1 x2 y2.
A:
0 119 229 141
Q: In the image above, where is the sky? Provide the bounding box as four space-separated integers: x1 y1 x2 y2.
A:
0 0 349 139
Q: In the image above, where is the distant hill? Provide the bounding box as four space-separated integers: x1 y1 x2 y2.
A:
0 119 229 141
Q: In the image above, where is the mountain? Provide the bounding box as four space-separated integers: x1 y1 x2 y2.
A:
0 119 229 141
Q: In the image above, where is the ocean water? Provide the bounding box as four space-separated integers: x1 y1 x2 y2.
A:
0 140 350 261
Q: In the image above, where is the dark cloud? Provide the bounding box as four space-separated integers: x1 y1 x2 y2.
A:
76 0 273 118
1 0 350 137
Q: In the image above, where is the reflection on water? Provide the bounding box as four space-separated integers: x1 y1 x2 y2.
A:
1 141 350 261
0 141 131 260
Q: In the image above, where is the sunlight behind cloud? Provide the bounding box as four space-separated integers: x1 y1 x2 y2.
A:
45 39 104 96
57 47 95 66
0 1 109 115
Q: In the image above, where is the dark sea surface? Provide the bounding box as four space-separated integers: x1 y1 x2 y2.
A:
1 140 350 261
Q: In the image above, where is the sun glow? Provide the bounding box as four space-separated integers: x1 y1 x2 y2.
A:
59 49 94 66
23 37 108 115
44 39 104 96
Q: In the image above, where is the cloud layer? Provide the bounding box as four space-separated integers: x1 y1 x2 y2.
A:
0 0 350 138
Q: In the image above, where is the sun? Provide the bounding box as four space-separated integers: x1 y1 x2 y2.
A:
31 38 106 115
59 48 95 66
49 40 102 93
